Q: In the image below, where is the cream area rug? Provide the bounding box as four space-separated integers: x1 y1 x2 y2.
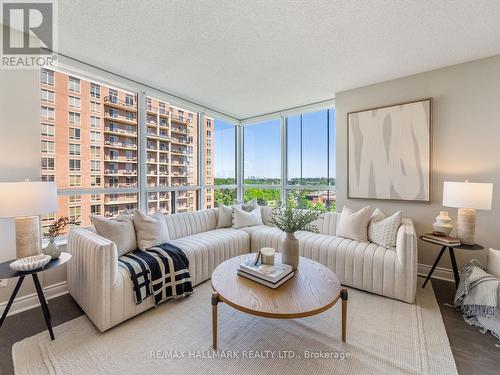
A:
13 278 457 375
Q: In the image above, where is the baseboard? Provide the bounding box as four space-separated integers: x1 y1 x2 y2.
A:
0 281 68 317
418 263 456 283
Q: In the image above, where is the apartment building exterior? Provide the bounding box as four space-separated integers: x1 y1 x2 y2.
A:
40 69 213 230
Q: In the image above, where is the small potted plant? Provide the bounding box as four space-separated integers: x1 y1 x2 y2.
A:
43 217 80 259
269 205 321 269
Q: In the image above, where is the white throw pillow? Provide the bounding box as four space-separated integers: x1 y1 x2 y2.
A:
487 248 500 279
336 206 371 242
132 210 170 250
216 204 234 228
233 206 263 229
91 213 137 256
368 208 402 248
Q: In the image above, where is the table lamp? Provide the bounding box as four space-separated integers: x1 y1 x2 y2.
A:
442 181 493 245
0 181 57 259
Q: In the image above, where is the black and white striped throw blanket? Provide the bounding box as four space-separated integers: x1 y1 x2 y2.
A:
118 243 193 306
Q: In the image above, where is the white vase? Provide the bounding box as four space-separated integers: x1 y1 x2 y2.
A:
44 239 61 259
433 211 453 235
281 232 299 270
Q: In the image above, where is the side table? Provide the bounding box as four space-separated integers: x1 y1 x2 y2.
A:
420 236 483 289
0 252 72 340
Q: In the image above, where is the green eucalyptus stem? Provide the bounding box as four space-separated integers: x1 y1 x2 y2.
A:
269 203 321 234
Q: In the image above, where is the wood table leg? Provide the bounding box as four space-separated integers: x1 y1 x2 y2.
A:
211 292 219 349
341 288 348 342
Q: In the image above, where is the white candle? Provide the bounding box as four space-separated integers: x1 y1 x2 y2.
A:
260 247 275 266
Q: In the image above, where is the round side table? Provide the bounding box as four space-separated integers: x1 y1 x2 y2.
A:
0 252 72 340
420 236 483 289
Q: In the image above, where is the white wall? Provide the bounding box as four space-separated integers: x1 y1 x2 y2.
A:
335 54 500 274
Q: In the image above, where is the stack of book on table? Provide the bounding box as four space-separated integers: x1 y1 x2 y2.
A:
238 258 294 289
422 233 461 246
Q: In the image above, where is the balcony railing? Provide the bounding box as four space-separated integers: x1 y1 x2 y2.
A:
105 140 138 149
171 114 190 124
105 126 137 136
104 96 136 110
104 111 137 123
105 182 136 188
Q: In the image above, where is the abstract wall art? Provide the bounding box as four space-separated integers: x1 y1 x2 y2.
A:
348 99 431 202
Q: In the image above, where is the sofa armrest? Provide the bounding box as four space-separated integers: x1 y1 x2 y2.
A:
395 218 418 302
67 228 118 331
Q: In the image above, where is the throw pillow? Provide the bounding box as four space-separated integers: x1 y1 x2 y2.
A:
91 213 137 256
487 248 500 279
133 210 170 250
368 208 402 248
233 198 258 212
336 206 371 242
233 206 263 229
216 204 234 228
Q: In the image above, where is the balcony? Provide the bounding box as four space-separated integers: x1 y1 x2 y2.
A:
105 182 136 188
170 126 189 135
171 137 190 145
171 114 190 124
104 126 137 137
104 111 137 124
104 169 137 176
104 140 138 150
104 155 137 163
104 96 137 111
104 197 138 205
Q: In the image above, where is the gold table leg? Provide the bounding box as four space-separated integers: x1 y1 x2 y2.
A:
211 292 219 349
341 288 348 342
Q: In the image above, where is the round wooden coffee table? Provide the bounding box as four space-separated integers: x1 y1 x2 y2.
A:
210 254 347 349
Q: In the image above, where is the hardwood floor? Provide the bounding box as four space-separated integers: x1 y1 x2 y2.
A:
1 277 498 374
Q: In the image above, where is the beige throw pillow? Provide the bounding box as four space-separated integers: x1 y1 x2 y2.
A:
216 204 234 228
233 199 258 212
133 210 170 250
233 206 263 229
91 213 137 256
336 206 371 242
368 208 402 248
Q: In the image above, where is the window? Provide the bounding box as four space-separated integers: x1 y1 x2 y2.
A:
69 111 80 125
90 116 101 128
41 69 54 86
41 106 55 121
90 175 101 187
41 157 55 171
68 96 81 108
204 117 236 186
41 140 55 154
125 94 134 107
69 127 81 140
90 160 101 172
69 143 81 156
69 195 81 204
69 175 81 187
90 131 101 143
69 206 82 221
90 83 100 98
90 145 101 158
91 204 101 215
69 159 81 172
286 189 335 211
41 123 55 137
287 109 334 186
243 188 280 207
205 188 237 208
41 174 55 182
243 119 281 185
90 101 101 113
68 76 80 93
41 89 55 103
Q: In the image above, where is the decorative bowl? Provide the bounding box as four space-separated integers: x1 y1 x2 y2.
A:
10 254 51 272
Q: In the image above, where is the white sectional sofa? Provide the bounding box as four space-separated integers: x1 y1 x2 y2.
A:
67 207 417 332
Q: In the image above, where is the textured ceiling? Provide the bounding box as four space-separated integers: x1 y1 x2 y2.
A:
57 0 500 119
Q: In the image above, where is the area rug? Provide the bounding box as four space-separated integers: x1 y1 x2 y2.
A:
13 279 457 375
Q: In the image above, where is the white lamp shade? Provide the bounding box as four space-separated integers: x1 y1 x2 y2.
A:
442 181 493 210
0 181 57 218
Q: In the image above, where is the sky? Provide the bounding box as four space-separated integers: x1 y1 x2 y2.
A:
214 108 336 180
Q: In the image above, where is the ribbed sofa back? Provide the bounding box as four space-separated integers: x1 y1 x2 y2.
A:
164 208 217 240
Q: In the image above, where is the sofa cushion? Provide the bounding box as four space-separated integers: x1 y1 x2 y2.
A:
164 209 217 240
168 228 250 285
133 211 170 250
91 213 136 256
233 206 263 229
336 206 371 242
368 208 402 248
